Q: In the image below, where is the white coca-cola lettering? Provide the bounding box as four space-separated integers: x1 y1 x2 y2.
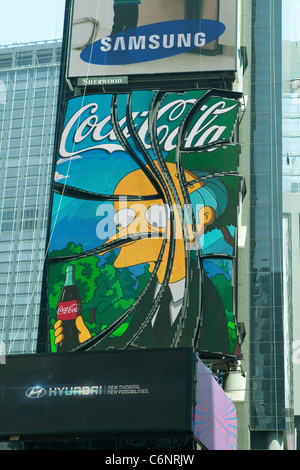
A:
184 101 237 148
57 300 81 320
59 98 237 159
57 303 78 315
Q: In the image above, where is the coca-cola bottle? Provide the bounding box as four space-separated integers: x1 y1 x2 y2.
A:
56 265 82 352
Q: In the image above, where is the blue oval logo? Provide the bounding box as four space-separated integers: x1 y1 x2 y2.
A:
80 19 226 66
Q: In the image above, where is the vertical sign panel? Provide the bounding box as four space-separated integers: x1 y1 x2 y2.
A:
194 357 237 450
45 89 243 357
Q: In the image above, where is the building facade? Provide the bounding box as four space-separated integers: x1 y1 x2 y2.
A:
0 0 298 451
282 11 300 450
0 40 62 354
248 0 285 449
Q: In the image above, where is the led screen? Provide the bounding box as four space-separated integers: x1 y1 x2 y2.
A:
0 348 194 436
193 357 237 450
43 89 243 357
67 0 237 78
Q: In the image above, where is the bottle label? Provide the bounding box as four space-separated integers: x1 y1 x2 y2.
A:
57 300 81 320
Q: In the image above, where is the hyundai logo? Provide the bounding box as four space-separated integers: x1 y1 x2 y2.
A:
25 386 46 399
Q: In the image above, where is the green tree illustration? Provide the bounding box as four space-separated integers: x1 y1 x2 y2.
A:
48 243 153 343
167 145 241 248
48 243 99 317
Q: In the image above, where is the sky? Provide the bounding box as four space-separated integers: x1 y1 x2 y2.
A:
1 0 300 47
282 0 300 41
0 0 66 46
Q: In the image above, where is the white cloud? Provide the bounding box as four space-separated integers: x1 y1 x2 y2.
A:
54 171 69 182
57 155 83 165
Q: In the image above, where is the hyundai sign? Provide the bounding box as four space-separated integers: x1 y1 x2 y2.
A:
0 349 195 436
0 349 237 450
67 0 237 79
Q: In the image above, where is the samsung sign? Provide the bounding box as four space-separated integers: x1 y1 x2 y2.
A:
68 0 237 79
81 19 225 65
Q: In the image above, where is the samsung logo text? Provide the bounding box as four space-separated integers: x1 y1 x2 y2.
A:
81 19 225 65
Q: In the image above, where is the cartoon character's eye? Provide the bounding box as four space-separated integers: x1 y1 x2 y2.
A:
114 208 136 229
145 205 170 228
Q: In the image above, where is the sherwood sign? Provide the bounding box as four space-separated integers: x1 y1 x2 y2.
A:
77 76 128 86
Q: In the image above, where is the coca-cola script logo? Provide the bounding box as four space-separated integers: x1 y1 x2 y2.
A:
58 94 238 160
57 301 81 320
58 303 77 315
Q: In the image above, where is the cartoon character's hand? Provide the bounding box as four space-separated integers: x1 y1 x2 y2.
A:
54 320 64 345
54 317 91 346
75 316 91 343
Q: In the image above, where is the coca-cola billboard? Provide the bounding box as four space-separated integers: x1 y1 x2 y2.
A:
44 89 244 357
67 0 237 79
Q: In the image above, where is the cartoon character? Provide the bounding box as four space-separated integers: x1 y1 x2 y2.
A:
54 161 231 351
107 161 228 280
102 161 230 348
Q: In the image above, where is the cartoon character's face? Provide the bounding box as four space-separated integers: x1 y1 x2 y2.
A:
106 162 215 283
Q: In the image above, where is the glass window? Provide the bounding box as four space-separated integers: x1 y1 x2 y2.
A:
6 168 18 178
1 210 14 220
15 52 32 67
36 51 53 65
0 55 13 68
12 109 25 119
1 221 15 231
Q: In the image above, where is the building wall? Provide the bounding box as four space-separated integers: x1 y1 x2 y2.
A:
282 42 300 447
0 0 292 450
0 41 61 354
229 0 252 450
249 0 285 442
